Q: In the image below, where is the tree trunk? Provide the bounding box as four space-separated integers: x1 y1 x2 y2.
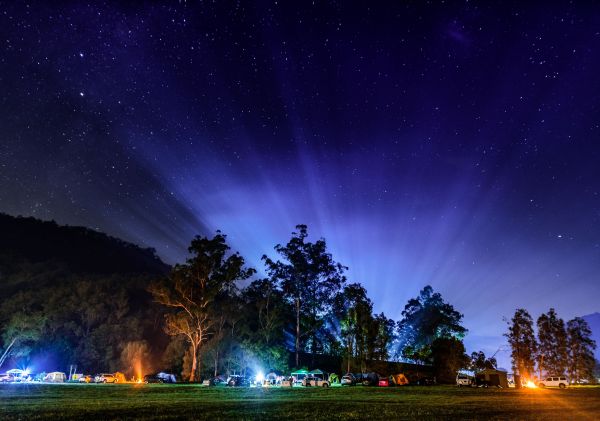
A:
0 337 17 369
214 348 219 377
295 297 300 368
189 343 197 382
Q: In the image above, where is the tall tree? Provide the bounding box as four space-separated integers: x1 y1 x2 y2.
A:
149 232 254 381
239 278 288 372
368 312 396 362
333 283 373 372
566 317 596 382
396 285 466 363
263 225 346 367
537 308 568 377
505 308 537 379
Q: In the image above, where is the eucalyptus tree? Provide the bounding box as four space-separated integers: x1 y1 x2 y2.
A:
566 317 596 382
149 232 254 381
263 225 346 367
505 308 537 379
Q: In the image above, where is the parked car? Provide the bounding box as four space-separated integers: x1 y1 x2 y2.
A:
227 375 249 387
341 374 356 386
456 374 474 387
95 373 118 383
359 372 380 386
78 375 93 383
201 375 226 386
302 376 330 387
538 376 568 389
143 372 176 384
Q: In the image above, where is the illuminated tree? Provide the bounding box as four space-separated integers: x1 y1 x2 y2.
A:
263 225 346 367
149 232 254 381
333 283 373 372
566 317 596 382
239 278 288 372
0 312 45 369
505 308 537 378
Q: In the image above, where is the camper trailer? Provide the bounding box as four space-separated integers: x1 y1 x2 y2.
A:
44 372 66 383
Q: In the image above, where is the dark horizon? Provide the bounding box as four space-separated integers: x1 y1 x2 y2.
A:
2 2 600 370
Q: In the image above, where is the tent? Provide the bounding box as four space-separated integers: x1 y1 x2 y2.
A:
291 369 309 385
44 372 66 383
476 369 509 388
390 373 409 386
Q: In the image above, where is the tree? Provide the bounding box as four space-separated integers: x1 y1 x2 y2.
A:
0 312 45 369
505 308 537 379
149 232 254 381
396 285 466 364
537 308 568 377
431 337 469 384
239 278 288 372
333 283 373 373
263 225 346 367
566 317 596 382
469 351 497 372
368 312 395 362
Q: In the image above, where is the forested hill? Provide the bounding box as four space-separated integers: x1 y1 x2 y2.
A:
0 213 170 277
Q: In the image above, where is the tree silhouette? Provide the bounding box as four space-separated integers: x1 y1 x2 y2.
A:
263 225 346 367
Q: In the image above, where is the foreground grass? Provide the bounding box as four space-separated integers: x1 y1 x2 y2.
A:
1 383 599 420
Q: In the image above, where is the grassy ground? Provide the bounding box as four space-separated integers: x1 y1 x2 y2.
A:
1 383 599 420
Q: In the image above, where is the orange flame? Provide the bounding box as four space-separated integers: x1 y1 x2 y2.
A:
133 358 143 383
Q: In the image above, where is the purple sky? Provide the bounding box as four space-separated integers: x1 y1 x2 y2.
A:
2 1 600 369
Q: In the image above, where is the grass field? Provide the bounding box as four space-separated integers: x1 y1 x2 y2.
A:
1 383 599 420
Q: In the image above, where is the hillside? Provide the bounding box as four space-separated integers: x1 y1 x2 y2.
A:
0 213 171 372
0 213 169 277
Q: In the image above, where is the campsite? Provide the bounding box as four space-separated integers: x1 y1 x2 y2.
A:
1 383 600 420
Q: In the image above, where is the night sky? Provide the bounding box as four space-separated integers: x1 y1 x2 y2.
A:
1 2 600 368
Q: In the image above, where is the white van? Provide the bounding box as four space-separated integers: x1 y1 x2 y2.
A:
538 376 568 388
456 373 474 387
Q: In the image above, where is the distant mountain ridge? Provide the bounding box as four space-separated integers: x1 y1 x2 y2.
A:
582 312 600 361
0 212 170 278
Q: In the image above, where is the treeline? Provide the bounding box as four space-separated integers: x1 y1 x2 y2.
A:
0 221 497 383
0 213 168 376
506 308 597 382
6 216 594 384
148 225 472 383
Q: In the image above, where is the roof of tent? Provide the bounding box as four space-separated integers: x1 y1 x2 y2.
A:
309 369 324 375
291 369 309 375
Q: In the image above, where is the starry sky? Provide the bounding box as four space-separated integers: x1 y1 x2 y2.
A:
1 1 600 368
